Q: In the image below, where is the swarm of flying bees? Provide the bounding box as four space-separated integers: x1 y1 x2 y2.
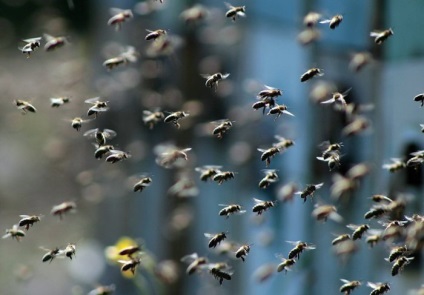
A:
7 0 424 294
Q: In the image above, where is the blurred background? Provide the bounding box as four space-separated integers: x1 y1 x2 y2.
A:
1 0 424 294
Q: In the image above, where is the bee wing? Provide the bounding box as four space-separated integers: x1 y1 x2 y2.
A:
224 2 235 9
23 37 42 43
200 73 211 79
180 148 192 153
319 19 331 24
253 198 264 203
221 73 230 79
218 204 231 207
109 7 126 15
346 224 359 230
257 148 267 153
264 85 276 90
83 128 99 137
340 279 351 284
410 150 424 156
366 282 380 289
237 11 246 17
329 211 343 223
286 240 302 246
103 129 117 138
43 33 56 42
180 252 199 263
84 97 101 104
320 98 336 104
90 106 110 112
19 215 31 218
204 233 215 238
117 259 131 264
369 31 380 37
283 110 295 116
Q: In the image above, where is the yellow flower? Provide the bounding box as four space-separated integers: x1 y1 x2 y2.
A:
105 236 139 278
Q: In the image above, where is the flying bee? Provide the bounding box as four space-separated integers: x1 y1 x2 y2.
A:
43 33 68 51
370 194 393 203
370 28 393 45
94 144 114 159
257 85 282 102
321 88 351 109
382 158 406 172
18 215 42 230
258 147 280 167
50 97 70 107
277 182 298 202
180 4 208 24
41 247 61 263
88 284 116 295
209 265 232 285
14 100 37 114
19 37 41 57
133 176 152 193
235 244 252 262
85 97 109 117
143 110 164 129
212 119 233 139
287 241 315 260
273 135 295 150
319 14 343 29
69 117 91 131
414 93 424 107
319 141 343 159
219 204 246 218
300 67 324 82
224 2 245 21
164 111 189 129
213 171 235 184
119 245 142 258
276 256 296 273
297 28 321 46
63 243 76 260
107 8 133 31
252 100 269 113
346 224 369 240
205 232 227 248
201 73 230 90
259 169 279 189
317 152 341 171
51 201 76 219
2 224 25 241
155 147 191 168
84 128 117 146
342 116 370 136
367 282 390 295
349 52 372 72
105 150 131 163
252 198 276 215
295 183 324 202
103 46 138 70
364 206 387 219
267 104 295 120
119 257 141 274
145 29 167 41
332 234 351 246
388 246 409 262
195 165 222 181
181 253 208 275
365 231 382 248
303 12 322 27
406 150 424 167
339 279 361 295
312 204 343 222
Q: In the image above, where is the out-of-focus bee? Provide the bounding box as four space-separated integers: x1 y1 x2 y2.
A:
346 163 371 180
155 147 191 168
164 111 189 129
339 279 361 295
300 68 324 82
205 232 227 248
312 204 343 222
103 46 138 70
349 52 372 72
267 104 295 120
195 165 222 181
382 158 406 172
202 73 230 90
321 88 351 109
332 234 351 246
331 174 357 200
407 150 424 167
388 246 408 262
41 247 61 263
414 93 424 107
252 198 276 215
225 2 245 21
63 243 76 260
379 220 408 233
212 119 233 139
273 135 295 150
50 97 70 107
219 204 246 218
365 231 382 248
43 33 68 51
259 169 279 189
143 110 164 129
84 128 117 146
119 245 142 258
94 144 114 159
133 176 152 193
277 182 298 202
319 141 343 159
14 100 37 114
2 224 25 241
51 201 76 219
370 28 393 45
367 282 390 295
108 8 133 31
252 263 275 283
18 215 42 230
88 284 116 295
145 29 167 41
209 264 232 285
180 4 208 24
297 28 321 46
364 206 387 219
235 244 252 262
19 37 41 57
346 224 369 240
295 183 324 202
106 150 131 163
276 256 296 273
145 33 183 58
181 253 208 275
303 12 322 27
342 116 370 136
319 14 343 29
258 146 280 167
317 152 341 171
213 171 235 184
287 241 315 260
69 117 91 131
85 97 109 117
119 257 141 274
